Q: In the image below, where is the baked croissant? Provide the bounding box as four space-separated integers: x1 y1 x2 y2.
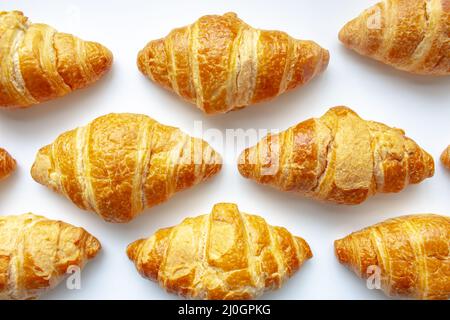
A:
238 106 434 205
441 145 450 169
335 214 450 300
0 148 16 180
137 12 329 114
339 0 450 75
0 213 101 300
0 11 113 108
127 203 312 300
31 113 222 223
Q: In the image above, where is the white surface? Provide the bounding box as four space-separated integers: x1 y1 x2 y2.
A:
0 0 449 300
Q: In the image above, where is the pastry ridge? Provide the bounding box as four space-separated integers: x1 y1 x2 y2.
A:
31 113 222 223
0 148 16 181
127 203 312 299
339 0 450 75
441 145 450 169
335 214 450 299
0 213 100 300
137 12 329 114
238 106 434 205
0 11 113 108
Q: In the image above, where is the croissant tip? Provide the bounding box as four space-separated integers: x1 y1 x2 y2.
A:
237 149 251 178
126 239 144 261
321 48 330 71
296 237 313 259
0 149 16 180
334 238 350 265
85 235 102 259
84 41 114 81
30 146 52 186
441 146 450 169
338 19 359 48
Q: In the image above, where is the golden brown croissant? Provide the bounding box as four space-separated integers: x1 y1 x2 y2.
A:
0 11 113 108
127 203 312 300
339 0 450 75
335 214 450 300
0 213 101 300
238 106 434 205
0 148 16 180
441 145 450 169
31 113 222 223
137 12 329 114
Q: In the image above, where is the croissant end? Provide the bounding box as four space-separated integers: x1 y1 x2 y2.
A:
30 145 58 191
334 238 351 265
83 41 113 84
296 237 313 260
126 239 145 262
137 39 171 90
85 234 102 259
441 146 450 169
0 148 16 180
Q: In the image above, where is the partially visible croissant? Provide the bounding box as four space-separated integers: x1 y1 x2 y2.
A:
127 203 312 299
0 11 113 108
335 214 450 300
31 113 222 223
0 213 101 300
0 148 15 180
442 145 450 169
137 12 329 114
238 106 434 205
339 0 450 75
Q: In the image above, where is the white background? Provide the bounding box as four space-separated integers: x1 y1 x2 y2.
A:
0 0 449 300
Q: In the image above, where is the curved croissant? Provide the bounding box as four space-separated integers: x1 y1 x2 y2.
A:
127 203 312 299
0 11 113 108
335 214 450 300
31 113 222 223
339 0 450 75
0 213 101 300
238 106 434 205
137 12 329 114
0 148 16 180
442 145 450 169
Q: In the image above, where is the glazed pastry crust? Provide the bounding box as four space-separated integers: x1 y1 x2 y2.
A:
127 203 312 300
441 145 450 169
0 213 101 300
31 113 222 223
137 12 329 114
339 0 450 75
0 148 16 180
0 11 113 108
238 106 434 205
335 214 450 300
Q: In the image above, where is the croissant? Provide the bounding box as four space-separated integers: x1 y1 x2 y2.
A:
335 214 450 300
339 0 450 75
238 106 434 205
31 113 222 223
137 12 329 114
0 148 16 180
0 213 101 300
442 145 450 169
0 11 113 108
127 203 312 300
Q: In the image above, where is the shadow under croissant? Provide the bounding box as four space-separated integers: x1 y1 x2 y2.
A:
236 175 434 227
338 46 450 87
333 264 391 300
137 64 332 133
40 249 105 300
0 65 115 123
